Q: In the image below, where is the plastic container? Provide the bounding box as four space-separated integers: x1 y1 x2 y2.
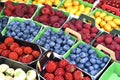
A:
0 57 41 80
99 62 120 80
0 35 43 68
63 41 111 79
1 17 43 42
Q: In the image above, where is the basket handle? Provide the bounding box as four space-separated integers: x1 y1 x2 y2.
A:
65 28 82 40
96 44 116 60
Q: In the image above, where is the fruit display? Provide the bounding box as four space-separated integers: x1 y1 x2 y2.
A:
93 33 120 61
34 4 68 28
63 19 99 43
58 0 92 16
3 1 37 18
3 18 42 42
83 0 96 4
35 27 75 55
31 0 60 7
90 9 120 32
0 37 41 64
0 16 9 32
64 41 110 76
9 0 28 3
0 64 37 80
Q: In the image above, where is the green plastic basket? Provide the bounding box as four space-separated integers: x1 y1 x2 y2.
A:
99 62 120 80
63 41 110 78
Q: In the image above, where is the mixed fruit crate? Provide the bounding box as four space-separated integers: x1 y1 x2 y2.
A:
0 0 120 80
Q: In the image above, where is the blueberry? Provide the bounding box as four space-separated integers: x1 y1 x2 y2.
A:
63 45 70 51
24 29 29 34
11 27 16 31
24 20 30 25
90 70 97 76
93 64 99 69
61 51 65 55
38 41 44 46
80 52 88 58
80 57 89 63
15 29 20 33
9 22 15 26
77 63 84 69
89 66 94 71
101 63 106 68
58 30 64 35
82 47 88 53
23 34 27 39
33 31 38 36
62 40 67 44
50 48 53 51
11 32 16 36
49 41 55 47
88 49 95 54
79 44 84 48
102 57 109 63
84 68 88 72
55 49 60 54
96 59 102 64
71 49 76 54
14 36 19 39
67 39 74 46
70 54 76 60
51 36 57 41
67 57 71 61
85 62 91 67
85 44 91 49
46 40 50 43
55 44 61 49
75 57 80 63
30 28 34 33
44 44 50 50
56 38 63 44
71 61 76 65
40 37 46 41
17 32 23 37
20 23 25 27
44 31 50 37
90 54 97 58
64 35 70 40
90 58 96 64
30 22 35 27
76 48 81 54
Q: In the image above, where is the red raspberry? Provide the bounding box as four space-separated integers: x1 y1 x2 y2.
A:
105 37 113 44
41 7 51 15
4 8 12 16
96 36 104 43
9 52 18 60
39 15 49 22
53 23 61 28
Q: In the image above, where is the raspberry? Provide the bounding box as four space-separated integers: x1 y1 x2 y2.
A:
41 7 51 15
9 52 18 60
39 15 49 22
53 23 60 28
50 16 59 24
4 8 12 16
55 11 64 17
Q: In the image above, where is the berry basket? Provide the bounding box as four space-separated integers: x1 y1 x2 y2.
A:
33 26 77 56
57 0 93 17
89 8 120 33
62 14 101 44
63 41 111 79
1 17 43 42
36 51 92 80
1 1 38 19
0 57 41 80
99 62 120 80
33 4 70 28
0 35 43 68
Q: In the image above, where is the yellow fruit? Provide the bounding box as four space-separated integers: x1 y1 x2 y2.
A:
79 4 85 11
113 18 120 25
75 11 82 16
104 24 112 32
95 11 101 18
32 1 37 4
74 6 79 11
104 16 113 21
53 0 60 6
90 15 95 19
85 7 91 12
64 2 72 7
107 21 117 28
96 24 100 28
59 7 66 11
99 12 107 18
69 9 77 14
83 10 89 15
50 0 54 2
66 6 73 12
72 0 79 6
66 0 72 2
39 0 45 4
45 1 52 6
100 21 106 27
95 17 102 24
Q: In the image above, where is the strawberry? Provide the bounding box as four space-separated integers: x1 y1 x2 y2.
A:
73 70 83 80
22 55 34 63
55 68 65 76
65 64 76 73
14 47 23 56
10 42 19 51
1 50 11 58
105 37 113 44
32 50 40 58
9 52 18 60
24 47 33 54
83 77 91 80
96 36 104 43
54 76 64 80
58 60 69 68
0 43 7 50
44 73 54 80
65 72 73 80
46 61 57 73
4 37 14 46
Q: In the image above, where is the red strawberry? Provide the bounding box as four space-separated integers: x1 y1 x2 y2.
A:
9 52 18 60
83 23 91 29
105 37 113 44
46 61 57 73
59 60 69 68
10 42 19 51
22 55 34 63
114 37 120 43
55 68 65 76
54 76 64 80
14 47 23 56
24 47 33 54
0 43 7 50
73 70 83 80
44 73 54 80
4 8 12 16
91 27 98 33
65 72 73 80
65 64 76 73
1 50 11 58
83 77 91 80
32 50 40 58
96 36 104 43
4 37 14 46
